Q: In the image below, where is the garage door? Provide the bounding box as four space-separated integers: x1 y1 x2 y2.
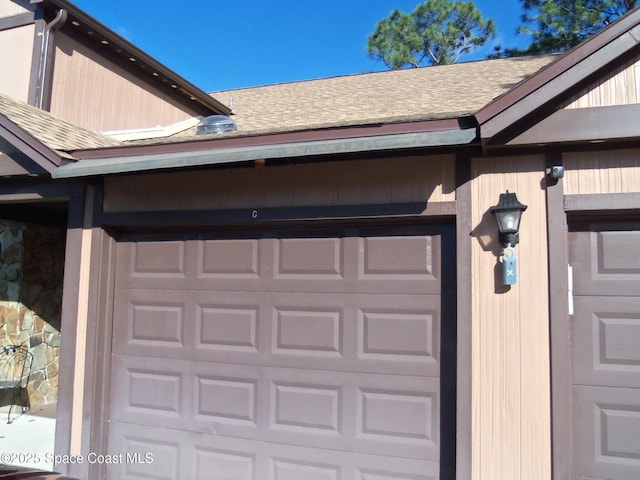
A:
569 220 640 480
106 225 455 479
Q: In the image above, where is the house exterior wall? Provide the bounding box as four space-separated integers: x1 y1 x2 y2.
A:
56 160 459 478
470 155 551 480
0 23 34 102
102 154 457 212
565 59 640 108
563 148 640 195
0 1 30 17
50 32 204 132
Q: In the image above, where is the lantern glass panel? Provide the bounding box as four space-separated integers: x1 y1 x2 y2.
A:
496 209 522 233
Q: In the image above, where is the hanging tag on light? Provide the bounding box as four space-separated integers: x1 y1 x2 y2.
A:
502 246 517 285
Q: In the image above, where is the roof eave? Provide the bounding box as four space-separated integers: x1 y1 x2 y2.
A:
0 114 64 174
66 116 478 160
35 0 231 116
477 7 640 146
52 121 478 179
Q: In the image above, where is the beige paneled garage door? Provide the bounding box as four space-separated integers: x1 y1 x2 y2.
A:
569 220 640 480
106 225 455 479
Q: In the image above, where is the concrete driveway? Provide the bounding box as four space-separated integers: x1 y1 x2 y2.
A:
0 405 56 472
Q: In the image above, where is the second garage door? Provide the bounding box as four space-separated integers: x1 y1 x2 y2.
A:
569 220 640 480
106 224 455 479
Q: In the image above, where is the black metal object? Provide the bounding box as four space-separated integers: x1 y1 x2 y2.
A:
491 191 528 247
0 345 33 424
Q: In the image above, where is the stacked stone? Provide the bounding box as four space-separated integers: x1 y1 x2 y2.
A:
0 222 64 409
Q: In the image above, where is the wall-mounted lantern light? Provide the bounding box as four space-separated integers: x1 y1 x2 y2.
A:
491 191 527 247
491 191 527 286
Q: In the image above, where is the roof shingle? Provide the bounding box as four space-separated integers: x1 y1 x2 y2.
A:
208 55 559 135
0 92 121 152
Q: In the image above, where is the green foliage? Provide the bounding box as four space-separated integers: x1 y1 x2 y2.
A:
495 0 638 56
367 0 495 69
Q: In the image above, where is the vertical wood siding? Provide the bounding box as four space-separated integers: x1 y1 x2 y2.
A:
103 155 456 212
564 149 640 195
0 24 34 102
0 2 30 17
565 59 640 108
50 33 202 132
470 156 551 480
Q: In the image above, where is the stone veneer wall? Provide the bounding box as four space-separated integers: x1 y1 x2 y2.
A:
0 221 65 408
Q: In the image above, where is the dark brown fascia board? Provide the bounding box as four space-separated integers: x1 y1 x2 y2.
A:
0 114 62 173
53 128 477 179
67 116 477 160
33 0 230 116
476 7 640 143
507 104 640 146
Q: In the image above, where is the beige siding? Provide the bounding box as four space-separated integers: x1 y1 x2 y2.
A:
103 155 456 212
0 1 31 17
470 156 551 480
565 58 640 108
564 149 640 195
0 23 34 102
50 32 202 132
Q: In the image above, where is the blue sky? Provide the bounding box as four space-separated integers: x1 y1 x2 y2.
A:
71 0 530 93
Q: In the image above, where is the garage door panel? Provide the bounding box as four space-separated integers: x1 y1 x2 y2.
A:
110 227 450 479
125 239 188 280
199 238 262 278
112 289 190 355
109 355 191 433
114 289 441 377
112 355 439 461
268 292 441 377
108 422 439 480
572 296 640 388
570 225 640 296
108 422 185 480
262 368 439 461
568 221 640 480
116 235 442 295
573 385 640 480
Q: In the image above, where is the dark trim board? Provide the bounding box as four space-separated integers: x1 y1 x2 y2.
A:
54 184 86 473
545 153 572 480
455 154 473 480
509 104 640 146
97 202 457 229
0 11 36 30
54 130 476 178
0 119 63 170
565 192 640 213
0 178 82 199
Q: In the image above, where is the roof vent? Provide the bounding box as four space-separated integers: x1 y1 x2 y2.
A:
196 115 237 134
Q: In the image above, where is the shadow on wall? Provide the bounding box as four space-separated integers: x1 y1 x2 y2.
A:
0 220 65 410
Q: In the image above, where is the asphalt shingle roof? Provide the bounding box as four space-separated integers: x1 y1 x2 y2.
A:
0 92 121 152
0 55 559 153
208 55 559 136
